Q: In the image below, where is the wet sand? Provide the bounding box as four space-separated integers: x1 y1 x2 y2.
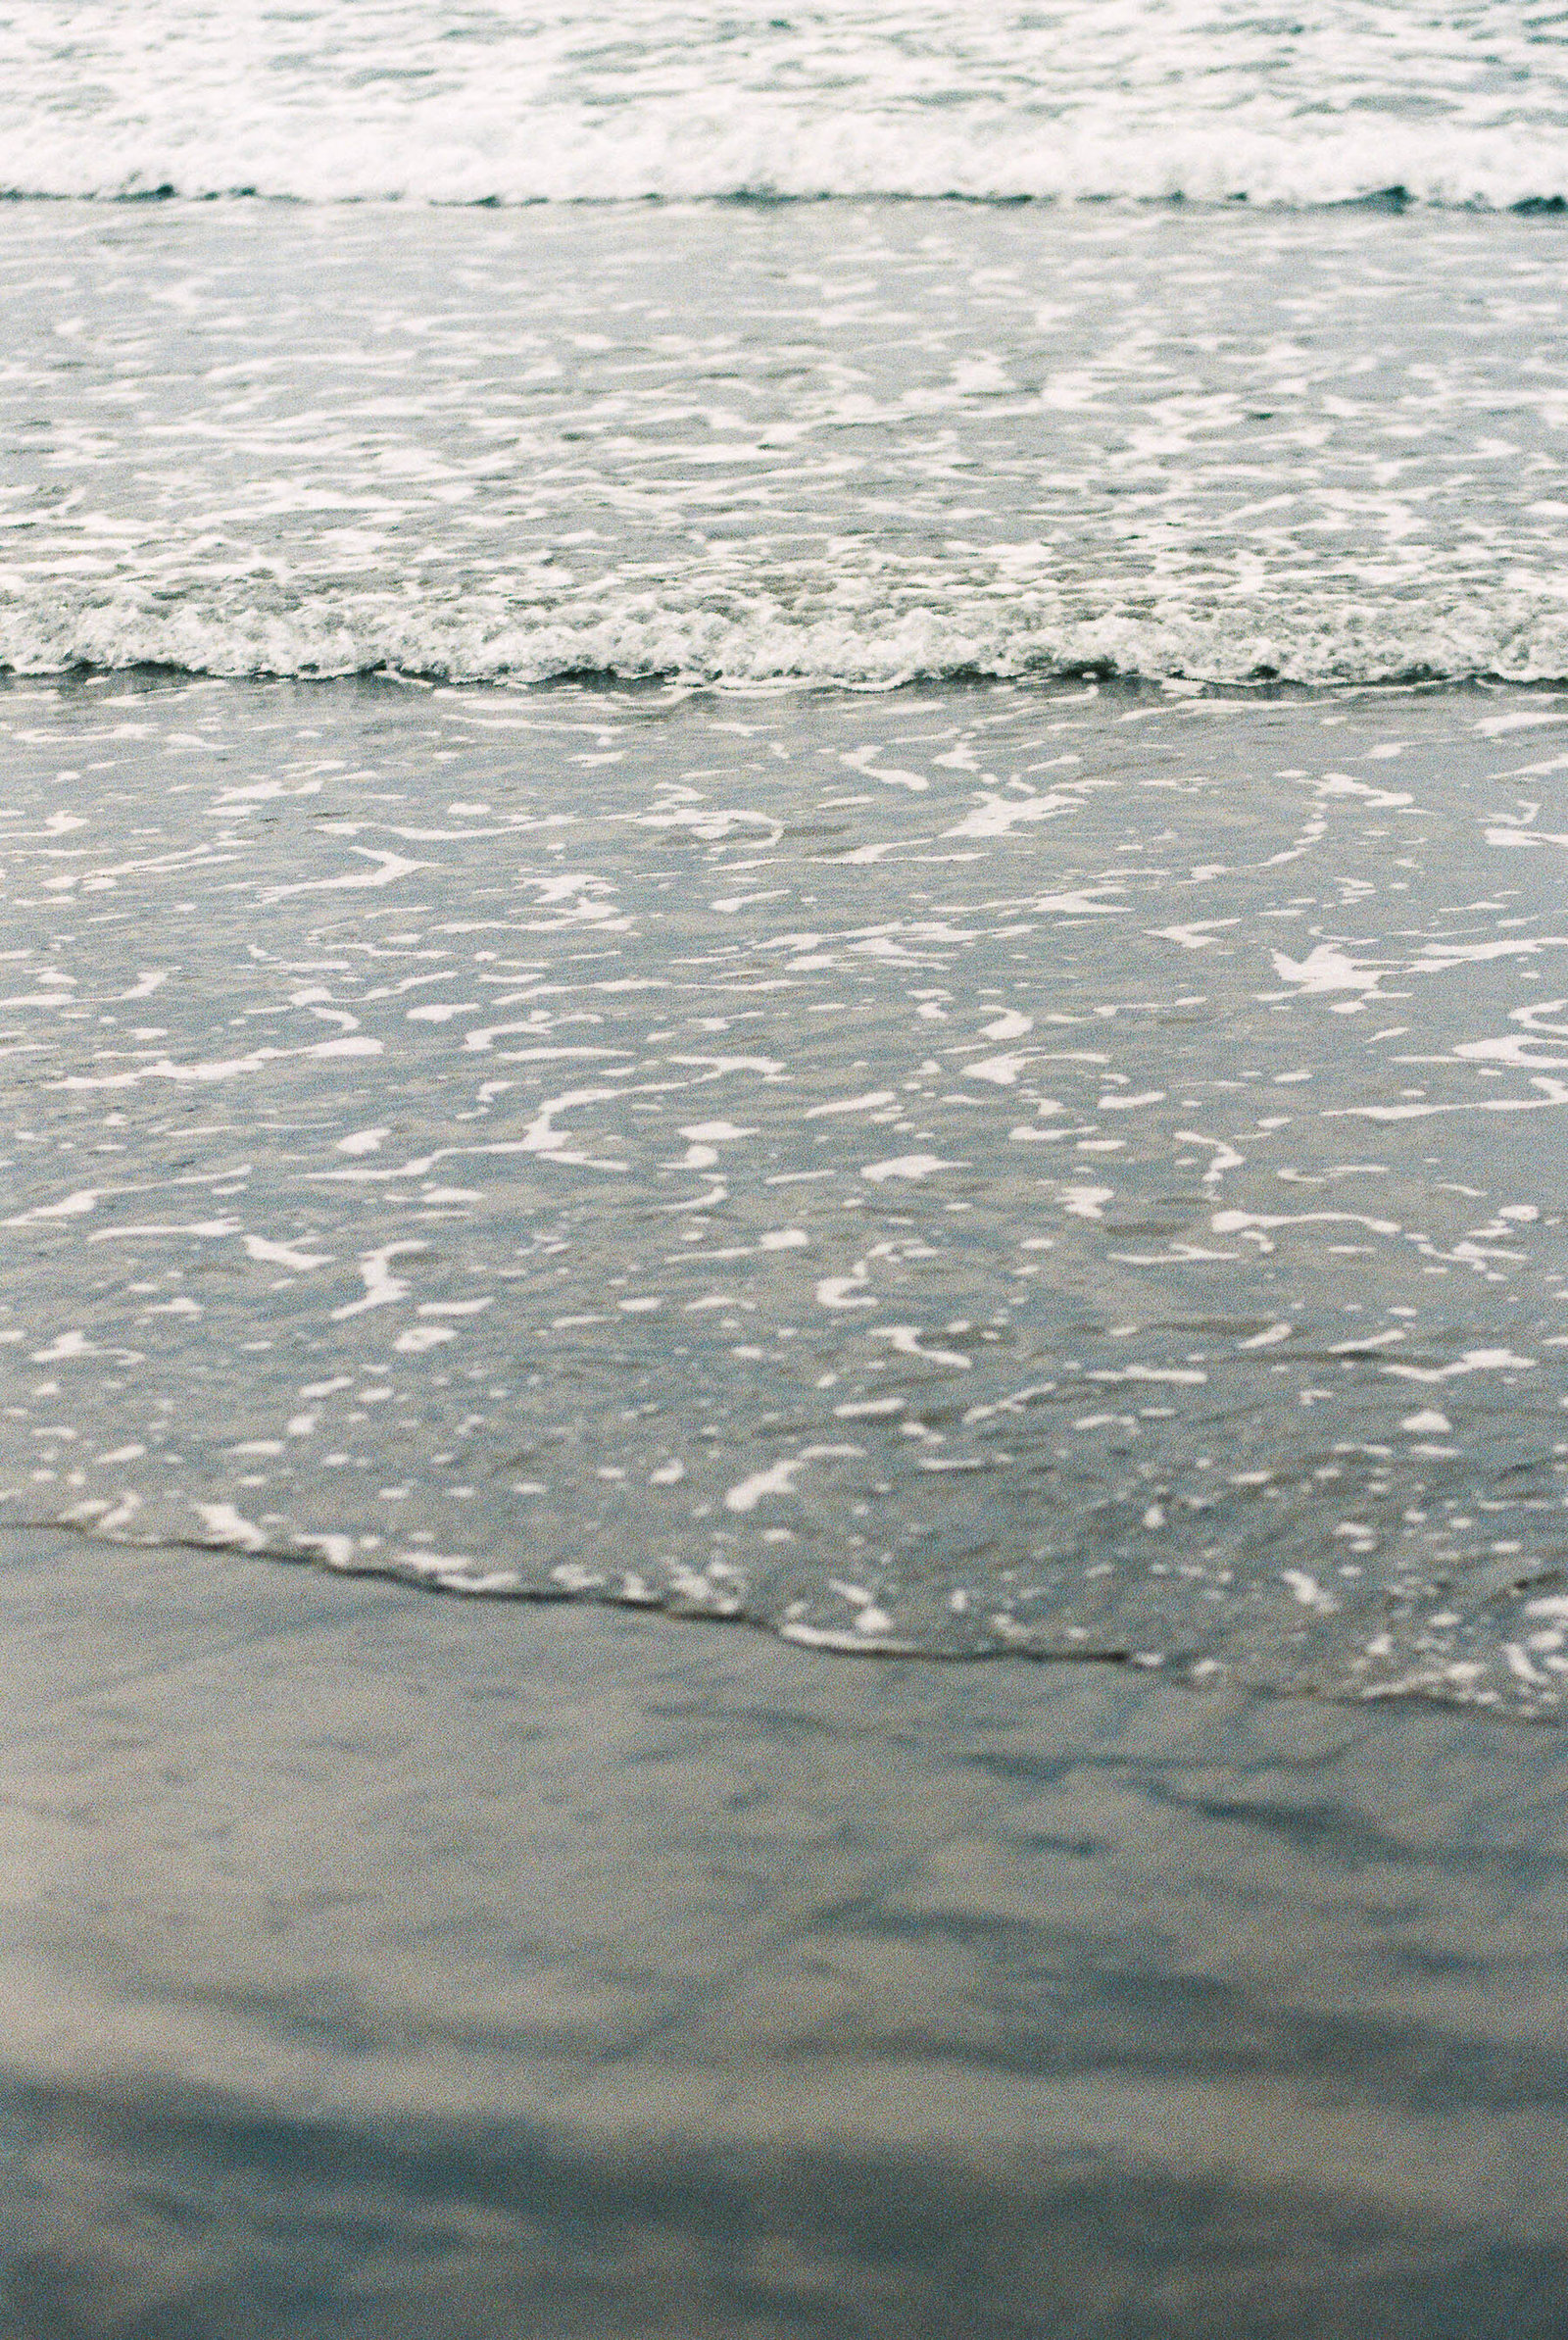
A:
6 1525 1568 2336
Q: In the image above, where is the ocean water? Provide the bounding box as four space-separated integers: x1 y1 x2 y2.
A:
9 664 1568 1715
6 0 1568 210
7 190 1568 1712
5 198 1568 690
8 12 1568 2330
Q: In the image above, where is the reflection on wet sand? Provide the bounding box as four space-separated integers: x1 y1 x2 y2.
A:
6 1529 1568 2335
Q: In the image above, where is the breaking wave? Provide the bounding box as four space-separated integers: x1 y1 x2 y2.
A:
5 1 1568 212
9 578 1568 691
7 118 1568 215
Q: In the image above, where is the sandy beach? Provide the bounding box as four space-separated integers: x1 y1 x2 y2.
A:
7 23 1568 2321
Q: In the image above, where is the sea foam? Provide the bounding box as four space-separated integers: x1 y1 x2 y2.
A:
3 0 1568 210
8 578 1568 690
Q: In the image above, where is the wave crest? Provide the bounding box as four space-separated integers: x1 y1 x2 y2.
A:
4 116 1568 212
10 578 1568 689
4 2 1568 210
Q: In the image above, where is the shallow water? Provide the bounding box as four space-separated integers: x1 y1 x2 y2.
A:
5 200 1568 686
7 672 1568 1711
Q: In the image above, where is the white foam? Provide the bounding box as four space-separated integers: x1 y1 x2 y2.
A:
2 1 1567 209
10 579 1568 691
